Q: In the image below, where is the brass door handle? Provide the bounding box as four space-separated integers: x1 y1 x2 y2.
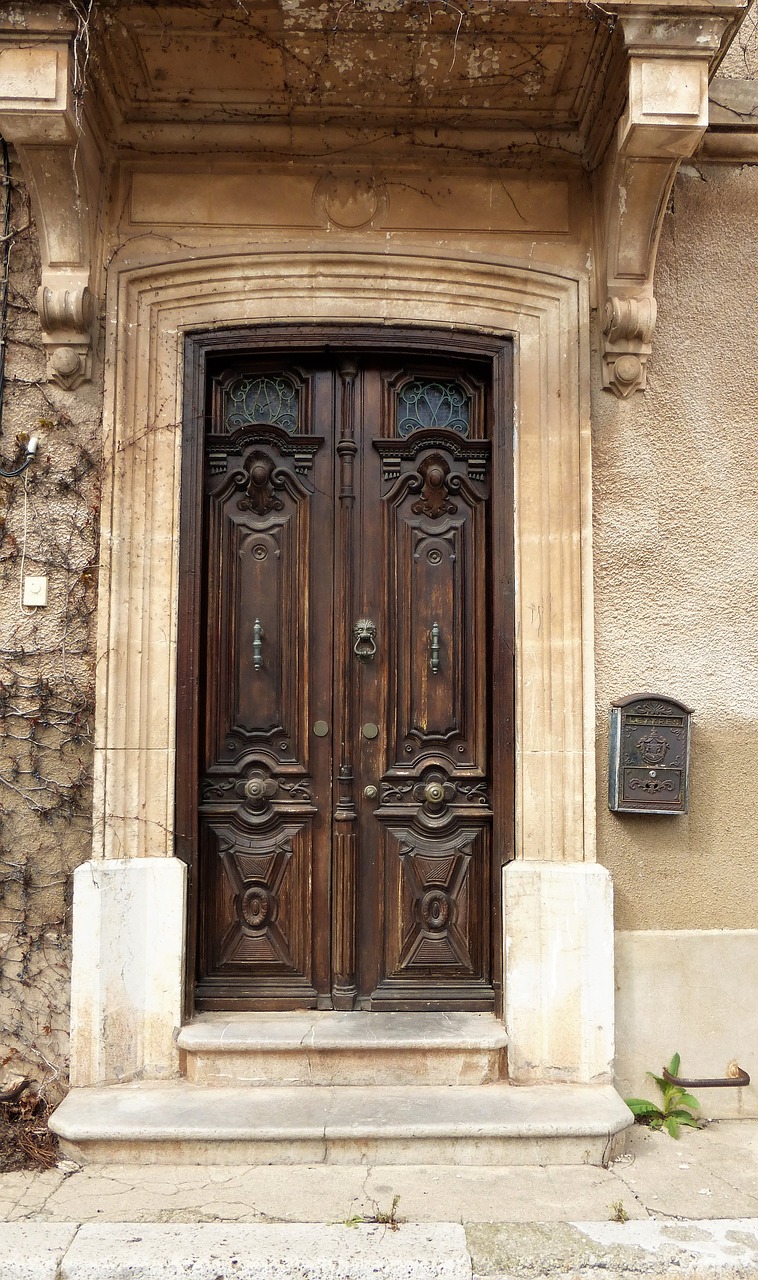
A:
429 621 440 675
253 619 263 671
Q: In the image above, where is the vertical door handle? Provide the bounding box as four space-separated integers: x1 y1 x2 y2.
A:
429 621 440 675
253 618 263 671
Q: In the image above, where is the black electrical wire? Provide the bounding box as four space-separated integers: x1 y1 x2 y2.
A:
0 134 12 435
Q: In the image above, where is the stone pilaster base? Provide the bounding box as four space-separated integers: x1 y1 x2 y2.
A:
504 861 615 1084
69 858 186 1086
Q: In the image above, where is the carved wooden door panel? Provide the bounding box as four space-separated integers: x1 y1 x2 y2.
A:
190 349 506 1012
352 367 495 1010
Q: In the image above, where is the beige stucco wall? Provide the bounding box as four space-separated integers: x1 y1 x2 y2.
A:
593 161 758 932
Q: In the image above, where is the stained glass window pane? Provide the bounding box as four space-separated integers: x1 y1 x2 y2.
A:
225 374 299 433
397 380 470 437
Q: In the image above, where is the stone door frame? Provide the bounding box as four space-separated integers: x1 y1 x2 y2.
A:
69 247 614 1087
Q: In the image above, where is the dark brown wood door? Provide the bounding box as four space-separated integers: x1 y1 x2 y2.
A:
188 346 510 1011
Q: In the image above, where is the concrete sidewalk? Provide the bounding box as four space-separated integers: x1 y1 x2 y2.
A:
1 1122 757 1277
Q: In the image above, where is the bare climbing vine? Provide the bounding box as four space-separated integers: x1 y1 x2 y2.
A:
0 152 101 1113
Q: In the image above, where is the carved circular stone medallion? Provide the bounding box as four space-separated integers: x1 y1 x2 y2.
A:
314 173 388 229
613 354 642 389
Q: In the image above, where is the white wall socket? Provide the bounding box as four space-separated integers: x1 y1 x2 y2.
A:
23 575 48 607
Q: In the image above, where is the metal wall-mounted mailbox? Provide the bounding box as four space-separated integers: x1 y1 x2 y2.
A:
609 694 692 815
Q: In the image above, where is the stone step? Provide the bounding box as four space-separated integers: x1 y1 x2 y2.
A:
177 1012 508 1086
49 1081 633 1166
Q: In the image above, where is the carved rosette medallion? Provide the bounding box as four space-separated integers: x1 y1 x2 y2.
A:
240 882 273 929
420 888 451 931
313 173 388 229
380 770 489 820
202 766 312 815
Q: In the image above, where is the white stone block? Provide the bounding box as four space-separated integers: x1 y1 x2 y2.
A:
61 1222 471 1280
504 861 615 1084
69 858 186 1086
0 1224 78 1280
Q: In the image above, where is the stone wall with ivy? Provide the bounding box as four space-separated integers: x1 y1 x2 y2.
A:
0 148 101 1103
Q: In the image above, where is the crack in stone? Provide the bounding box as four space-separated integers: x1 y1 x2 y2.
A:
12 1172 67 1222
3 1172 41 1220
608 1160 653 1220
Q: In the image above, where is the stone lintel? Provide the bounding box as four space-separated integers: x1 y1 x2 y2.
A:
699 78 758 163
597 12 731 397
0 35 100 388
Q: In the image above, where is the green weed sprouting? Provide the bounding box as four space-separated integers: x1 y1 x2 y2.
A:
626 1053 701 1138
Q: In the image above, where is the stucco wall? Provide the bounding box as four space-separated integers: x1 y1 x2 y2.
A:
0 150 100 1099
593 162 758 932
718 0 757 78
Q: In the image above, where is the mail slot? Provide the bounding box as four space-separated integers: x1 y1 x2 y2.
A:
609 694 692 815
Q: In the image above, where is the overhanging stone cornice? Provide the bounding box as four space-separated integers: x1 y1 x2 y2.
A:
700 77 758 162
594 9 736 397
0 2 751 399
0 29 103 388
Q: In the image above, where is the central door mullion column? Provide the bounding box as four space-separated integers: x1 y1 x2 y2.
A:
331 359 359 1010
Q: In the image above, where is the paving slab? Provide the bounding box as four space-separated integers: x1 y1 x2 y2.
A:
3 1161 649 1225
0 1222 78 1280
4 1172 66 1223
0 1174 39 1220
610 1126 758 1220
16 1162 369 1225
60 1221 471 1280
467 1219 758 1278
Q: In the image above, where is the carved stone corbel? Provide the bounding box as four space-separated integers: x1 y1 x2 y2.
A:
0 35 102 388
598 15 730 397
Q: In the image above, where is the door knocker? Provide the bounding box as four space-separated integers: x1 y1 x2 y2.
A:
353 618 377 663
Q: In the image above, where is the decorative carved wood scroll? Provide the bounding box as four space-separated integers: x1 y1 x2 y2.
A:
598 14 730 397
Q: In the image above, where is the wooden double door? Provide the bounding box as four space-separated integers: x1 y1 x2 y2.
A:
180 337 513 1012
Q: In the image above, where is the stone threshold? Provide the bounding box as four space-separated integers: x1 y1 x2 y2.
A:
178 1010 509 1051
178 1011 509 1086
50 1081 633 1166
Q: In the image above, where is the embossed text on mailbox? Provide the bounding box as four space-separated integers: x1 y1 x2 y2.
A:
609 694 692 815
